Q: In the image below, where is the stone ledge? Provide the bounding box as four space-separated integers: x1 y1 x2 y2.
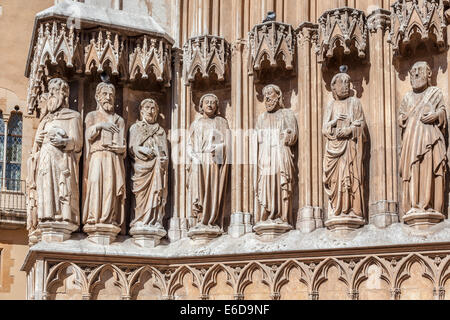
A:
22 221 450 270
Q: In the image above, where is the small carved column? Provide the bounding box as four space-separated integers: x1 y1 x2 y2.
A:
296 23 324 233
168 48 189 242
367 9 399 228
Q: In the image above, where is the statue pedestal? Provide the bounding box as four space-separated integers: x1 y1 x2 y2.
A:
130 225 167 248
83 224 121 245
39 221 78 243
187 224 222 242
402 209 445 230
325 216 365 236
253 220 293 241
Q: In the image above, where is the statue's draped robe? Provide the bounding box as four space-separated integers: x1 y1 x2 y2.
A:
255 108 298 224
32 108 82 225
323 97 366 218
187 116 229 227
129 121 168 228
83 111 126 227
399 86 447 215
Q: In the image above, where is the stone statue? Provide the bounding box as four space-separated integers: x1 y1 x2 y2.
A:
323 69 367 234
398 61 448 229
129 99 169 247
26 78 83 243
82 82 126 244
254 84 298 239
187 93 230 241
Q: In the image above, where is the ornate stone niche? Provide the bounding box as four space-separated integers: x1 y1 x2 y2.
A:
388 0 448 57
183 35 231 86
248 21 296 79
25 1 174 115
317 7 368 65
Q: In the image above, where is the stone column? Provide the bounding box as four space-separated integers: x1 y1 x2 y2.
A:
168 48 189 242
367 9 399 228
296 23 324 233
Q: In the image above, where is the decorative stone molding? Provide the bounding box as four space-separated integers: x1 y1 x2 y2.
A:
248 21 296 76
388 0 447 57
367 9 392 33
296 22 319 47
25 2 174 115
317 7 368 64
182 35 231 86
84 29 125 76
129 36 172 86
25 247 450 300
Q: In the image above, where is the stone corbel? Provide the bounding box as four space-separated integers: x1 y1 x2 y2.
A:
183 35 231 86
317 7 368 64
388 0 447 57
248 21 296 77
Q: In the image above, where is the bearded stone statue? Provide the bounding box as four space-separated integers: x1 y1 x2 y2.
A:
129 98 169 247
82 82 126 245
254 84 298 239
27 78 83 243
322 69 367 235
399 61 448 229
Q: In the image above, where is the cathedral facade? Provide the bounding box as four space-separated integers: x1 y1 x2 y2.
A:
1 0 450 300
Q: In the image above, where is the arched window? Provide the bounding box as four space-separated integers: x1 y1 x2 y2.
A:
0 113 23 191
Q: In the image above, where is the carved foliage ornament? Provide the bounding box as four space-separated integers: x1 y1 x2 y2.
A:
388 0 447 56
317 7 368 64
183 35 230 86
27 20 172 114
248 22 296 75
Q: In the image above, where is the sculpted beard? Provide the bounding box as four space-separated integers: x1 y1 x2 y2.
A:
47 93 64 112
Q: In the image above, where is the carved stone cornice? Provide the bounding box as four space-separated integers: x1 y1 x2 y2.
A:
367 9 392 33
248 21 296 76
25 2 174 115
296 22 319 47
317 7 368 64
388 0 447 57
182 35 231 86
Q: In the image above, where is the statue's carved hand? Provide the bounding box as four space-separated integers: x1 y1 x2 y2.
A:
35 130 47 145
159 156 169 165
138 146 155 159
421 112 439 125
49 135 68 148
98 122 120 134
336 127 352 139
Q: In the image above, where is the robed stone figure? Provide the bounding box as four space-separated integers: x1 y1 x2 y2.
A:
83 82 126 243
129 99 168 246
254 84 298 236
187 93 230 240
323 70 366 232
399 61 447 227
27 78 83 242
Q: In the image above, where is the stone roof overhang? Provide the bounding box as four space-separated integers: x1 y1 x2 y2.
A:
25 1 175 77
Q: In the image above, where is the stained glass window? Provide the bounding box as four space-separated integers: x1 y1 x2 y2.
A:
0 113 22 191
